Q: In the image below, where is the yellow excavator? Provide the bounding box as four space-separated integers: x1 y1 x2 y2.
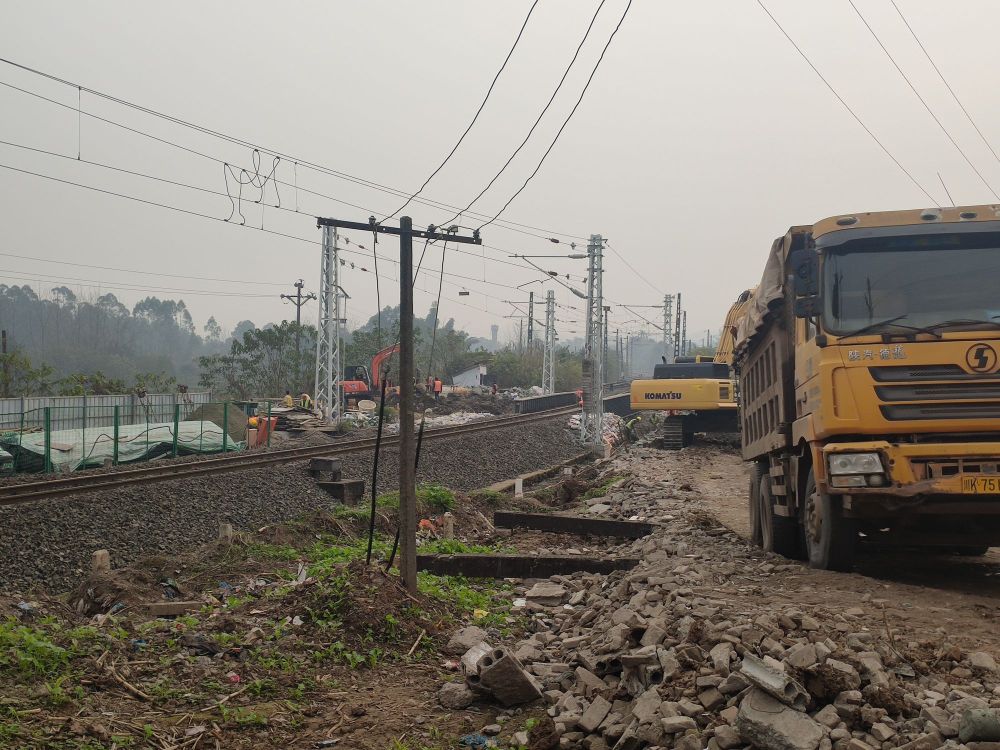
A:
629 289 754 448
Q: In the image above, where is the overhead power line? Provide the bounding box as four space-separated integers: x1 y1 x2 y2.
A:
438 0 609 227
382 0 541 223
605 242 664 296
477 0 635 231
0 158 613 323
888 0 1000 171
0 250 286 287
0 136 548 280
0 56 588 243
0 265 275 297
845 0 999 200
754 0 939 205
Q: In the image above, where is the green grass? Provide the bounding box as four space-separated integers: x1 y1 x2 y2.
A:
0 618 72 676
377 484 455 512
331 505 371 522
418 539 511 555
470 489 506 506
581 474 626 501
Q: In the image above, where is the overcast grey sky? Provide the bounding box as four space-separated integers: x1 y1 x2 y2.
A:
2 1 999 344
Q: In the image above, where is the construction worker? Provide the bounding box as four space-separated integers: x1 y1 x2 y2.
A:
576 387 584 408
300 392 313 410
283 390 294 408
491 383 498 399
625 415 642 442
433 377 443 401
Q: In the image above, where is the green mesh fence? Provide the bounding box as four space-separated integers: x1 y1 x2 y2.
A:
0 400 261 474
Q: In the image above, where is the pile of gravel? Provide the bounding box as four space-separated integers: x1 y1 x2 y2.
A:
0 418 585 594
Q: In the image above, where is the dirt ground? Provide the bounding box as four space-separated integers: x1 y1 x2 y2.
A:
650 438 1000 655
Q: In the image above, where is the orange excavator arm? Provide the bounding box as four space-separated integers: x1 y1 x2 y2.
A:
370 343 401 389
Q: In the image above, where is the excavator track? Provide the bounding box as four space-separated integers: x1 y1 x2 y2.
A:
659 416 687 450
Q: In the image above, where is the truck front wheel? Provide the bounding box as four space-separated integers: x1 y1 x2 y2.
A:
803 469 857 571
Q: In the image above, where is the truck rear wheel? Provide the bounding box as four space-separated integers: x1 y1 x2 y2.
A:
759 474 801 558
749 463 764 546
803 469 857 571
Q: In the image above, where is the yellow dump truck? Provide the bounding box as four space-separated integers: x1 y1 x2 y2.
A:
737 205 1000 570
630 290 753 448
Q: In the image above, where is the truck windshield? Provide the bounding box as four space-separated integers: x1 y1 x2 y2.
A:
822 232 1000 336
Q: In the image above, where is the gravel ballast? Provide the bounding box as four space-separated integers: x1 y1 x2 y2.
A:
0 418 584 593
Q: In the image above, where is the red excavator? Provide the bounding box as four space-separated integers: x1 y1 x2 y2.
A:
342 343 399 403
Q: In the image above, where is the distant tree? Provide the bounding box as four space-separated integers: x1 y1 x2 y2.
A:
203 316 223 343
231 319 256 341
0 349 54 397
57 372 127 396
199 322 315 399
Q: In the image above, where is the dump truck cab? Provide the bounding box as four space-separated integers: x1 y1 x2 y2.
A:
738 206 1000 569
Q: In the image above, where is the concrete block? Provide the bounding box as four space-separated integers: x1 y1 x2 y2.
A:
445 626 488 656
308 457 342 479
91 549 111 574
317 479 365 505
475 647 543 706
961 709 1000 743
461 641 494 677
579 695 613 733
740 653 809 711
218 522 234 543
737 689 823 750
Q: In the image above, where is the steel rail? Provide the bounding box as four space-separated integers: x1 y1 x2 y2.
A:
0 407 578 506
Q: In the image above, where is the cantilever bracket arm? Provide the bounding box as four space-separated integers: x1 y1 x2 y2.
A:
316 215 482 245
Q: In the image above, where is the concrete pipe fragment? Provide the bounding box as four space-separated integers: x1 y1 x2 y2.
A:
739 653 810 711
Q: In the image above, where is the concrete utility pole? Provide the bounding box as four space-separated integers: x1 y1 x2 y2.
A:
542 290 555 394
314 228 343 424
662 294 673 363
682 310 688 357
602 306 610 385
580 234 604 447
625 333 631 379
282 279 316 389
527 291 534 347
316 215 480 594
674 292 683 359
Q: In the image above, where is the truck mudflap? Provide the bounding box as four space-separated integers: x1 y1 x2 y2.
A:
820 440 1000 499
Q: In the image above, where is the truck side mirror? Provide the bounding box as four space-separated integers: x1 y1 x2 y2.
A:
789 248 819 296
794 296 821 318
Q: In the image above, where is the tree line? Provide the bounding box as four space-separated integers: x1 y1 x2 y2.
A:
0 283 587 399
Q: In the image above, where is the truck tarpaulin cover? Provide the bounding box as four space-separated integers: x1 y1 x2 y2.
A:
735 228 802 353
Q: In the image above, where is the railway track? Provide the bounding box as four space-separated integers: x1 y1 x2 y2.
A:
0 407 578 506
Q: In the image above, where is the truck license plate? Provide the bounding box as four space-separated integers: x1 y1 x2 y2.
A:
961 476 1000 494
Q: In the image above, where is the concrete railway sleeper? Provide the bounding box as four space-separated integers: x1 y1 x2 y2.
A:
0 407 577 506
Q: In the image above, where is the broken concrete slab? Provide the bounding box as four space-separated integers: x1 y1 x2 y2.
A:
579 696 613 733
740 653 809 711
475 647 543 706
492 511 655 539
416 554 640 578
525 582 569 606
736 689 823 750
438 681 476 709
445 625 488 656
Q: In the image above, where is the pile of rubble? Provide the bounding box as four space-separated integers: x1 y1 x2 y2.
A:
438 447 1000 750
444 567 1000 750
